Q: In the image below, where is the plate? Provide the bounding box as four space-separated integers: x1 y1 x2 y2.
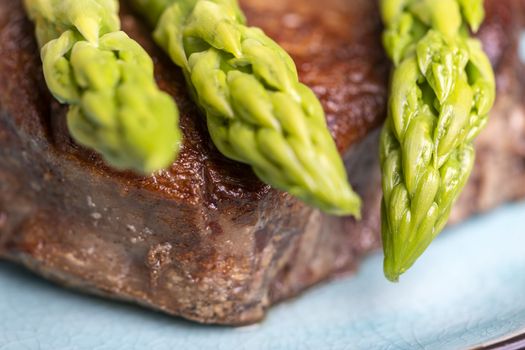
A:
1 202 524 350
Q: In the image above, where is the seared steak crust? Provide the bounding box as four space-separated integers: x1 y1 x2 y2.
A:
0 0 523 324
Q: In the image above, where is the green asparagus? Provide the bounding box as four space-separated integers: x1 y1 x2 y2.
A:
129 0 361 216
24 0 182 174
380 0 495 281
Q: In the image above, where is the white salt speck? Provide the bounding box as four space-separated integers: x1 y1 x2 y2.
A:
127 224 137 233
87 196 96 208
282 13 302 28
91 212 102 220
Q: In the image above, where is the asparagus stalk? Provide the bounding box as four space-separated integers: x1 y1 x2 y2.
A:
129 0 361 216
380 0 495 281
24 0 182 174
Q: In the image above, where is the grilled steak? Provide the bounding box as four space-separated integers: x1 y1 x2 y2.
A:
0 0 524 325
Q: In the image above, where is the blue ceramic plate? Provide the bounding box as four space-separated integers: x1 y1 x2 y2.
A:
1 201 525 350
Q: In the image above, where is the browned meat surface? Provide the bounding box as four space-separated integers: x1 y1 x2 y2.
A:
0 0 524 325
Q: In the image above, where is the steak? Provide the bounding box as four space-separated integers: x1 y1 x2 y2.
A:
0 0 524 325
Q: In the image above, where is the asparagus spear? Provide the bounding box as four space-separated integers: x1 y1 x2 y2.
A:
129 0 361 216
380 0 495 281
24 0 182 174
